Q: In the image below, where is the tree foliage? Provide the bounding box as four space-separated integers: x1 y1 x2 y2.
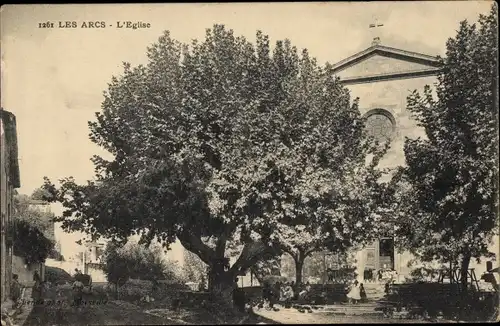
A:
14 194 55 234
11 219 54 265
390 7 498 283
11 194 54 264
31 187 53 201
249 255 282 284
41 25 386 305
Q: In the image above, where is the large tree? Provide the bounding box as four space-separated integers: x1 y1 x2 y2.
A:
41 25 384 307
390 7 498 290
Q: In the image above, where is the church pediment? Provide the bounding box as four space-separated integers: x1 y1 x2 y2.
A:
332 45 442 85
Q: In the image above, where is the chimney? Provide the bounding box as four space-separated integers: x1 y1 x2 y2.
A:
372 37 381 46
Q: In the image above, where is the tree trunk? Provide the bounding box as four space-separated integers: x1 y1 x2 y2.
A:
208 265 236 310
460 253 471 291
295 257 305 285
179 234 274 310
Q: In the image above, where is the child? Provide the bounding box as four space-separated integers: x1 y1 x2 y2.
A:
346 280 361 304
299 282 312 302
359 283 367 302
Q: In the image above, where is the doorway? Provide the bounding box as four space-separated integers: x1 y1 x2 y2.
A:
379 238 394 270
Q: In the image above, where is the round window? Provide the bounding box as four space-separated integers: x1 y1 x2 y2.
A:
364 109 395 143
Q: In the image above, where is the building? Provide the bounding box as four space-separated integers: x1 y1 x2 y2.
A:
82 240 106 280
331 37 498 281
1 109 21 303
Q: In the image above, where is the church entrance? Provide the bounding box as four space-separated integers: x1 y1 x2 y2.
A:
379 237 395 270
364 238 395 271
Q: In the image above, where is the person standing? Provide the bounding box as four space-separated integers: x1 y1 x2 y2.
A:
72 277 84 308
359 283 367 302
10 274 22 311
282 283 293 307
346 280 361 304
271 282 281 309
261 282 272 309
31 271 42 302
232 277 246 313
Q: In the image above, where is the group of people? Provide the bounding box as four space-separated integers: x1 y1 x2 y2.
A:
261 281 312 309
346 280 367 304
8 270 42 315
377 265 398 282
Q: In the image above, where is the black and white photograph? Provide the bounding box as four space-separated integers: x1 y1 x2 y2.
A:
1 2 499 324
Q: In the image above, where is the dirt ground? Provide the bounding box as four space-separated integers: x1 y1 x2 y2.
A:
21 285 275 325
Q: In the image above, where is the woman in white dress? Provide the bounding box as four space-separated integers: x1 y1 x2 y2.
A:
346 280 361 304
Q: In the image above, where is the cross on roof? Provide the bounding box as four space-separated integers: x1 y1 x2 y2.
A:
369 18 384 46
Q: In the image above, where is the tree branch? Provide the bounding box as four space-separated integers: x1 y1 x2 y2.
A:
281 245 299 261
215 221 238 257
230 241 274 275
178 230 216 265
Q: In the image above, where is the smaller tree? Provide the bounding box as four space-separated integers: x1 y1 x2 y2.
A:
31 187 53 201
250 255 282 284
11 219 54 265
11 194 54 265
102 240 174 298
392 6 498 290
275 206 382 285
14 194 55 234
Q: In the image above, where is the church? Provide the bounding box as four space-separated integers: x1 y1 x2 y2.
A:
331 36 498 283
191 33 499 288
234 35 449 287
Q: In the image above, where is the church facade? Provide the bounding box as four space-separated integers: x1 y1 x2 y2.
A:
331 38 498 282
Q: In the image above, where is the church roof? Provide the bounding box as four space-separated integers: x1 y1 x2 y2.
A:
331 43 443 85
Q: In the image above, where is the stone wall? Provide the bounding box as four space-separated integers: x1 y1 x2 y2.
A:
86 264 107 282
347 76 436 171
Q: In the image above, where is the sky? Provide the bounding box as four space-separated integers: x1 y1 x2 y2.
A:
0 2 494 260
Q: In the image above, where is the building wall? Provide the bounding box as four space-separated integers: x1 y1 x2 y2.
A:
86 265 107 282
12 255 42 286
347 75 436 170
344 75 438 282
1 110 21 303
1 119 9 302
1 117 13 302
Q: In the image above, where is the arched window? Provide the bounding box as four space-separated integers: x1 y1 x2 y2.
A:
364 109 396 143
